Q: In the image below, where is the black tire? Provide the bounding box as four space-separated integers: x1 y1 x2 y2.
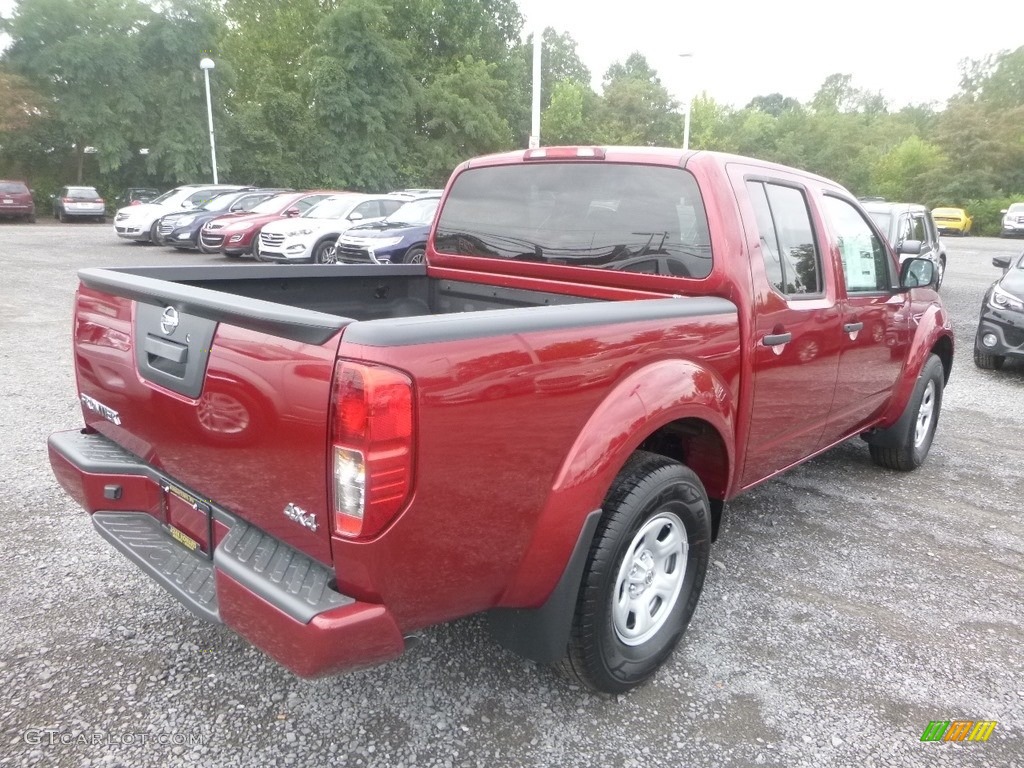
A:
404 246 426 264
148 219 161 244
313 239 337 264
559 451 712 694
935 258 945 291
869 354 944 471
974 348 1005 370
58 208 67 223
27 214 35 223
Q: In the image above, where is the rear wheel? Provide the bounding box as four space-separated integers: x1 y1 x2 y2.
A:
58 208 68 223
559 451 711 694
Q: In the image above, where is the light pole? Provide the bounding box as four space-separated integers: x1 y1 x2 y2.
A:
199 57 219 183
679 53 694 151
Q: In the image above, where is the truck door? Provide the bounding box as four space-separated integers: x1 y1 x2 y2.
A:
816 195 908 444
737 178 843 487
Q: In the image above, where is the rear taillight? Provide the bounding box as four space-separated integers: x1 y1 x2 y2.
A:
329 361 413 538
62 197 72 203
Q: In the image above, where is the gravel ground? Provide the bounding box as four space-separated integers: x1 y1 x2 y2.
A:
1 223 1022 767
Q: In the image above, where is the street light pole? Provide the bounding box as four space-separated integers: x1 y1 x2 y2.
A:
199 57 219 184
679 53 694 151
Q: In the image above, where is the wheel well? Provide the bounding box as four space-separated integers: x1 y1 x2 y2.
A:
931 336 953 383
636 418 729 539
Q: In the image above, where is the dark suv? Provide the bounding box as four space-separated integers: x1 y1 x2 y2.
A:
862 201 946 290
0 180 36 222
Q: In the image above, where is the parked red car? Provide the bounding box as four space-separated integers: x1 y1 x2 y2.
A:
200 191 339 257
0 180 36 222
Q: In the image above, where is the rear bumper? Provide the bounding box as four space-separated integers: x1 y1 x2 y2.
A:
47 429 406 678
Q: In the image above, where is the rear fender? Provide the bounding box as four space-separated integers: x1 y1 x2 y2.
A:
498 358 735 609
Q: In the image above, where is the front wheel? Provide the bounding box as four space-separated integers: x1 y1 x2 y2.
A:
559 451 711 694
869 354 944 471
313 239 337 264
935 258 945 290
404 246 426 264
974 348 1005 370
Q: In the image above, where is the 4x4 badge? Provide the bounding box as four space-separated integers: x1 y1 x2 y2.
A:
160 306 179 335
283 502 317 532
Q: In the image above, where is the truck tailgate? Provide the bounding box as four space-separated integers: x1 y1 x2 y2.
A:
72 270 348 565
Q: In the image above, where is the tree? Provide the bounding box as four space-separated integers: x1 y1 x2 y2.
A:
871 136 949 203
746 93 801 117
541 79 600 145
597 52 680 146
306 0 418 190
416 56 513 185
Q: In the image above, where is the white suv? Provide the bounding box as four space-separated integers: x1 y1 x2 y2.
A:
113 184 247 242
255 193 408 263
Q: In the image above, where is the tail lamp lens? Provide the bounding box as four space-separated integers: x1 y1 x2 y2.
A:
330 362 413 538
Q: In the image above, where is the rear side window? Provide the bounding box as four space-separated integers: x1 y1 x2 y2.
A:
745 180 822 296
435 163 712 278
0 181 29 194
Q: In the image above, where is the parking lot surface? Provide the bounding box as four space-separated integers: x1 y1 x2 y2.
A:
1 223 1021 767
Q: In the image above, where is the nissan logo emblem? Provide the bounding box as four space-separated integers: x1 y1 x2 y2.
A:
160 306 179 335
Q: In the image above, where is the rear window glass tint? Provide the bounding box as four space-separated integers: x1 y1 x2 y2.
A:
0 182 29 194
435 163 712 279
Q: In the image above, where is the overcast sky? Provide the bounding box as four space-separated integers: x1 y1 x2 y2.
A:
519 0 1022 109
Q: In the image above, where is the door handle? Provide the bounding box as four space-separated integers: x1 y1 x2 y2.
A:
843 322 864 333
762 332 792 347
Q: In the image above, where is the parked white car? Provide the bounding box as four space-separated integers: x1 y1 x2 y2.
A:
113 184 247 243
255 193 409 263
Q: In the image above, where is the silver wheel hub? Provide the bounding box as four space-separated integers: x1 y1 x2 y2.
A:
613 512 688 646
914 380 936 448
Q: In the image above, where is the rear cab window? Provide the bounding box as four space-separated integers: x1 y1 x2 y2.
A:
434 162 713 279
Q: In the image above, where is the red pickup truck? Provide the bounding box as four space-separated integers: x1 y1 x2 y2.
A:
49 147 953 694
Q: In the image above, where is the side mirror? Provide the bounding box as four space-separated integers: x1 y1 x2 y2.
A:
284 207 300 217
900 257 936 289
348 212 363 221
897 239 923 256
993 256 1011 270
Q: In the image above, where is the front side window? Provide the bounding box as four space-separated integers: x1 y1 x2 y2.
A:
824 196 893 293
435 163 713 279
746 180 822 296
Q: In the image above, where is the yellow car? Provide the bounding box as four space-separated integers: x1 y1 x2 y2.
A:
931 207 972 236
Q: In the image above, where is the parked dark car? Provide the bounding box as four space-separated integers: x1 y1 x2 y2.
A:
116 188 161 207
157 189 288 249
334 196 441 264
863 201 947 290
52 186 106 223
975 250 1024 369
0 180 36 222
